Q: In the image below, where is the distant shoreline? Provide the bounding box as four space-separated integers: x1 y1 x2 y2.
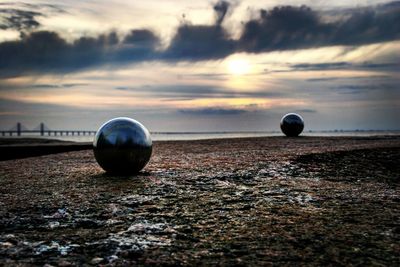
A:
1 130 399 143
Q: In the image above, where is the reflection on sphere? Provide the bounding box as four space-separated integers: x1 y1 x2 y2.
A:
93 117 152 175
280 113 304 137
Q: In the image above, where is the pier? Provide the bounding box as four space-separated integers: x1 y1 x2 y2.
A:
0 123 96 137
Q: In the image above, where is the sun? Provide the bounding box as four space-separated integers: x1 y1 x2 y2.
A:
227 58 251 75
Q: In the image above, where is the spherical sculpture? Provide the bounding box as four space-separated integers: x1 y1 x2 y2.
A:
93 117 152 175
280 113 304 137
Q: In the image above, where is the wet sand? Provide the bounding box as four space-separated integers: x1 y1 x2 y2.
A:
0 136 399 266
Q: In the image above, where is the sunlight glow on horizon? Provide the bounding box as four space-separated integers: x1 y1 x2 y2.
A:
227 58 251 76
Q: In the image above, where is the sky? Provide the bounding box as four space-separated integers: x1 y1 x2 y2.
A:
0 0 399 132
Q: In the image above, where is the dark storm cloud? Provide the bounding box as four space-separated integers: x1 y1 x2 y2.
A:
239 6 326 52
123 29 159 45
163 25 235 60
163 1 236 60
0 30 160 77
166 1 400 59
1 1 400 77
116 29 161 61
238 2 400 52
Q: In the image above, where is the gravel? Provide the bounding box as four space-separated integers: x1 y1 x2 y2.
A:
0 136 399 266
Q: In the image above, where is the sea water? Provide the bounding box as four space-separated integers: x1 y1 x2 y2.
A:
2 130 399 142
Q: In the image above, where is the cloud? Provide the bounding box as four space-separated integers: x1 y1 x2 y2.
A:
330 83 398 94
0 2 400 76
0 3 65 31
114 84 283 100
161 1 237 60
291 61 400 71
0 9 42 30
0 30 160 77
123 29 159 46
214 1 230 25
27 83 89 89
292 62 351 70
164 25 235 60
178 107 248 116
306 75 391 82
306 77 343 82
115 85 228 100
0 81 89 90
239 6 326 52
116 85 222 94
238 2 400 52
294 109 317 113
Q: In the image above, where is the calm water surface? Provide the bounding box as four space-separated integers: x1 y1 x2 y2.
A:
2 131 399 142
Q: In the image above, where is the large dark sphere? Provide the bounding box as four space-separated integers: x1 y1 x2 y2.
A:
280 113 304 137
93 117 152 175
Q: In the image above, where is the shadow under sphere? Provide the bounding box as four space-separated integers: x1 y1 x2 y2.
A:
93 117 152 175
280 113 304 137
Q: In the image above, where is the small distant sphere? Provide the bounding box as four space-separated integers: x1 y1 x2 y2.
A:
93 117 152 175
280 113 304 137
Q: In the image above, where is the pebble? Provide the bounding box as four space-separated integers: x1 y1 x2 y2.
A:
91 257 103 264
0 242 14 248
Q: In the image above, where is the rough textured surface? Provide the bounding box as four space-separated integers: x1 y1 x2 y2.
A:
0 136 399 266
